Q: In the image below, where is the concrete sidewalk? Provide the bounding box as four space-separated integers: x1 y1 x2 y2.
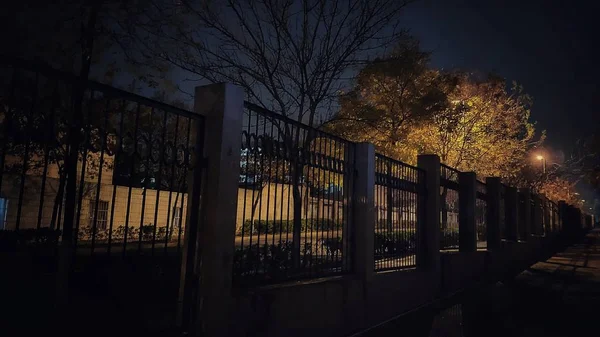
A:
489 228 600 336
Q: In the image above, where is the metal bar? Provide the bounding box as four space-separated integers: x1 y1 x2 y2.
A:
151 109 168 256
164 115 180 255
177 119 192 252
90 96 110 255
138 107 155 253
0 69 17 209
15 72 38 230
123 102 142 256
36 82 59 231
107 100 126 255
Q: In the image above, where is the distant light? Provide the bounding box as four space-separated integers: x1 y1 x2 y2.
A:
536 155 544 161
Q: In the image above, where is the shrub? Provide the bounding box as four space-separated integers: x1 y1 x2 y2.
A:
233 238 344 282
440 227 459 249
76 225 170 243
476 223 487 241
237 218 343 236
374 230 416 258
0 228 61 252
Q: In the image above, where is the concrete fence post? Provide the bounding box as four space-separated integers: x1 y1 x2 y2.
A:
352 143 375 281
459 172 477 252
485 178 502 250
532 194 542 236
505 186 518 242
178 83 244 337
518 188 532 241
558 200 567 234
417 155 441 274
543 196 551 235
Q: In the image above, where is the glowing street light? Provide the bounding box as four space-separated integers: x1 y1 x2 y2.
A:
536 155 546 174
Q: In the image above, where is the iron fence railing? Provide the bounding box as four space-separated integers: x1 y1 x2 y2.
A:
499 184 507 240
233 102 354 286
517 192 527 241
440 164 460 250
475 180 487 250
0 56 203 332
374 154 425 271
530 196 538 236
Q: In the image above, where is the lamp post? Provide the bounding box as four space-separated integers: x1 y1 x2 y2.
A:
536 155 546 174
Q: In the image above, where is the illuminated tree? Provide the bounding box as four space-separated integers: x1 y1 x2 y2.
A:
325 37 450 161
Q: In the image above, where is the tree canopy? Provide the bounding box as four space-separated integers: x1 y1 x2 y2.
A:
327 40 542 180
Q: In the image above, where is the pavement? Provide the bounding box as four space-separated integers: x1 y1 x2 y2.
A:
466 228 600 337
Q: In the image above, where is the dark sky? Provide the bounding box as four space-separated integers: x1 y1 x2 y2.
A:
400 0 599 152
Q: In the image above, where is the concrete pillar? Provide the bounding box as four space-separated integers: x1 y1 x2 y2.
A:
532 194 542 236
459 172 477 252
543 196 551 235
417 155 441 274
485 178 502 250
559 201 567 233
504 186 518 241
179 83 244 336
352 143 375 281
518 188 532 241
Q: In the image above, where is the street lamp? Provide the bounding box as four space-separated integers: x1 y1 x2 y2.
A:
536 155 546 174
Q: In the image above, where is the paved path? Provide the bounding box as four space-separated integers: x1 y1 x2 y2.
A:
477 228 600 337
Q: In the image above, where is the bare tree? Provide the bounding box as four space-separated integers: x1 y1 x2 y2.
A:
122 0 414 124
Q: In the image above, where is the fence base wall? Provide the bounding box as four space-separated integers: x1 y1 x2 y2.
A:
226 233 573 337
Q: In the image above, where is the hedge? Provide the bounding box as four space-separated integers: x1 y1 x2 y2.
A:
374 230 416 258
237 218 343 235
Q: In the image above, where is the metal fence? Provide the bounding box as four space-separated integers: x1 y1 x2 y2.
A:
530 196 538 236
0 57 202 332
233 102 354 285
499 184 507 240
551 201 560 232
517 192 527 241
476 180 487 250
374 154 425 271
440 164 460 250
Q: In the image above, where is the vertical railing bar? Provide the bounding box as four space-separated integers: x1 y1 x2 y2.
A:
315 135 325 274
261 115 272 277
309 134 319 276
36 81 59 232
238 109 251 282
123 102 142 257
151 109 168 256
0 69 18 210
138 106 154 253
276 119 286 270
283 125 293 279
248 112 260 279
270 120 279 264
255 114 266 278
176 118 192 253
164 115 179 255
73 118 89 255
335 141 344 273
107 99 126 255
90 95 110 255
15 72 39 230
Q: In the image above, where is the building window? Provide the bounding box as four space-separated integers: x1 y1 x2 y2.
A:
89 200 109 229
173 207 182 228
0 198 8 230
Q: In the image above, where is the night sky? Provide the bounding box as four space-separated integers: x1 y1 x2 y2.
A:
401 0 599 152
